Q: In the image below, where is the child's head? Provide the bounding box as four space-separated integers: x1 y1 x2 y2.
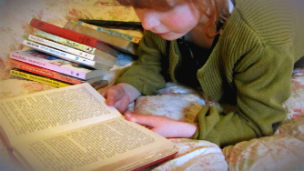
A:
116 0 229 40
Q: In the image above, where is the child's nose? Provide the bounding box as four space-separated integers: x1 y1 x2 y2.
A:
141 11 160 31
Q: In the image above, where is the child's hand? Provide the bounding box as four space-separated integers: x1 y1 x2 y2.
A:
102 83 141 113
125 113 198 138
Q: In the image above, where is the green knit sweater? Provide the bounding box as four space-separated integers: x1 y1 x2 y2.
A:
116 0 304 147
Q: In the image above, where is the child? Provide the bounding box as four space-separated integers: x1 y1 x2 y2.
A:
103 0 304 147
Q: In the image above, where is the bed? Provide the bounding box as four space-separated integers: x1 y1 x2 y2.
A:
0 0 304 170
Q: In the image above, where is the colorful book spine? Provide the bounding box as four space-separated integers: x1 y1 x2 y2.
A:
35 30 96 53
28 34 96 60
77 21 141 43
30 18 107 48
36 30 118 64
10 69 70 88
6 59 105 85
10 50 101 80
64 22 138 55
23 40 101 69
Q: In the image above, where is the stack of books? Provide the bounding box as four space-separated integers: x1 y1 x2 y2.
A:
7 18 126 89
64 20 143 55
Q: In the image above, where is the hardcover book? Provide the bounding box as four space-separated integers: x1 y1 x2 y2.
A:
77 21 142 44
10 50 106 80
0 83 177 171
30 18 100 48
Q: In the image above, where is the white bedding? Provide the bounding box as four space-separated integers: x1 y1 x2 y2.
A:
0 0 303 170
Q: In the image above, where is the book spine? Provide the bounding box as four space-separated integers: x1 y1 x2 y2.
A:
10 51 87 79
7 59 85 84
35 30 97 54
77 21 140 43
30 18 102 48
28 34 96 60
63 22 123 56
78 19 143 30
10 69 70 88
23 40 97 68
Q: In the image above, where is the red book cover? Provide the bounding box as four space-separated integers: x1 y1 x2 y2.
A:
30 18 102 48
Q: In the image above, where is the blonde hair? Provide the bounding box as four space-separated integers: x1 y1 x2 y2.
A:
115 0 229 37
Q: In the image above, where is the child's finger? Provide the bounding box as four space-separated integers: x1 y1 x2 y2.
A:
125 113 155 127
105 88 117 105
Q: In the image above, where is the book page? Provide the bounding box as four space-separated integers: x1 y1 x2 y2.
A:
13 117 176 171
0 83 121 147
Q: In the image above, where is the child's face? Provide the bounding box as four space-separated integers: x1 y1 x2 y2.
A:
134 0 201 40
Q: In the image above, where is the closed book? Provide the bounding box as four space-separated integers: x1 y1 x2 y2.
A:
30 18 116 56
23 40 113 70
10 68 71 88
10 50 106 80
6 59 106 85
30 18 100 48
35 30 119 58
28 34 96 60
0 83 178 171
64 22 138 55
78 19 143 30
77 21 142 44
28 34 116 66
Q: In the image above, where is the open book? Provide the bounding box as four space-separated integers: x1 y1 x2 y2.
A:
0 83 177 171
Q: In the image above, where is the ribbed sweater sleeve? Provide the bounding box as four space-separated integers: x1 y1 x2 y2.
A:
193 0 295 147
115 30 167 95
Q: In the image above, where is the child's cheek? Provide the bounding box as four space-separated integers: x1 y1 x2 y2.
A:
165 16 184 30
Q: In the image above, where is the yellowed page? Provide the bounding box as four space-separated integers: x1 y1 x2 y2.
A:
13 117 176 171
0 83 121 147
